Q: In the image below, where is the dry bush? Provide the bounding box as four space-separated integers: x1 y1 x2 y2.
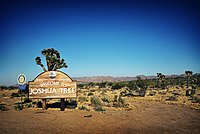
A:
190 96 200 103
78 105 90 111
166 95 178 101
113 95 127 107
101 96 111 103
78 96 88 103
90 96 105 112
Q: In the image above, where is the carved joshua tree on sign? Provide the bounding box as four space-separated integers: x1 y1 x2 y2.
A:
35 48 68 72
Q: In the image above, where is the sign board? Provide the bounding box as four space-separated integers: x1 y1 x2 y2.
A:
17 74 26 85
19 84 27 90
28 71 77 99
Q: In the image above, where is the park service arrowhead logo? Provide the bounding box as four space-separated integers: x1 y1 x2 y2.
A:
49 71 56 78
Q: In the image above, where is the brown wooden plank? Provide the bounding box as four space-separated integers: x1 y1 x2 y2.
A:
29 71 77 99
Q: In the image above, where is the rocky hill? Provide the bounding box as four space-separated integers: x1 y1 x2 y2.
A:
73 74 182 83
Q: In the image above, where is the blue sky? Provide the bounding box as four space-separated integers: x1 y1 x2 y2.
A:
0 0 200 85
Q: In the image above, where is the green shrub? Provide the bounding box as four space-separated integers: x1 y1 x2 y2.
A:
90 96 105 111
25 103 32 108
32 101 37 105
78 84 85 89
36 101 42 108
111 83 122 90
0 104 7 111
190 96 200 103
91 96 102 107
11 92 20 97
24 98 32 103
13 103 23 110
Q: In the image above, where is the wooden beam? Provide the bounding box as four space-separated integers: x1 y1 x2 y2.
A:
42 99 47 110
60 98 65 111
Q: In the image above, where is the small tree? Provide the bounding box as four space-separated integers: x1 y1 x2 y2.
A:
135 76 148 96
35 48 67 72
157 73 165 89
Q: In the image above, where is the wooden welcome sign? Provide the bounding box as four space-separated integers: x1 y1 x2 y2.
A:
29 71 77 99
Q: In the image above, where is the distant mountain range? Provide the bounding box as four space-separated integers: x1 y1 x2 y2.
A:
73 74 183 83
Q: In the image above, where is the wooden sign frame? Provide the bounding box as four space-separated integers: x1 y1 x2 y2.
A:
28 71 77 99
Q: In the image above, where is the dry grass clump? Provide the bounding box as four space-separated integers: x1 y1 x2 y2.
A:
90 96 105 112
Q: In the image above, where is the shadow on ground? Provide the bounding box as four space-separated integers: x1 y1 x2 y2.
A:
45 101 77 109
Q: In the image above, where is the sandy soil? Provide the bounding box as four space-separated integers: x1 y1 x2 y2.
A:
1 99 200 134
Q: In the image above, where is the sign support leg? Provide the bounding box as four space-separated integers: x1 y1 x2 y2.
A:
60 98 65 111
21 89 23 110
42 99 47 110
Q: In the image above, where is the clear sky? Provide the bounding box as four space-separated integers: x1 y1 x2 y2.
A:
0 0 200 85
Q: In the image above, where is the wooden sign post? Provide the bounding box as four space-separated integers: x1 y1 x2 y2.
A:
28 71 77 110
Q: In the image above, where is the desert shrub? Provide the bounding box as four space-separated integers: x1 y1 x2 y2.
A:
139 89 146 97
13 103 23 110
191 89 196 95
191 84 197 89
25 103 32 108
24 98 32 103
78 84 85 89
11 92 20 97
173 92 180 96
94 106 105 112
190 96 200 103
79 105 89 111
158 90 167 95
77 89 83 93
78 96 88 103
102 96 110 103
32 101 37 105
107 82 113 87
127 81 137 90
113 95 126 107
98 81 107 88
83 91 87 95
120 90 126 96
91 96 102 107
36 101 42 108
68 100 77 105
186 90 190 96
100 89 107 95
0 104 7 111
88 82 95 87
114 95 119 102
166 95 178 101
88 92 94 96
90 89 96 92
90 96 105 111
111 83 122 90
149 91 156 96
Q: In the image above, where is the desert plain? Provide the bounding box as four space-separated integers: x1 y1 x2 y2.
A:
0 85 200 134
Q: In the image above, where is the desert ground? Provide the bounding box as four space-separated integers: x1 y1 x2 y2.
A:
0 87 200 134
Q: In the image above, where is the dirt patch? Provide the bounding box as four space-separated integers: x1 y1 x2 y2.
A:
0 99 200 134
